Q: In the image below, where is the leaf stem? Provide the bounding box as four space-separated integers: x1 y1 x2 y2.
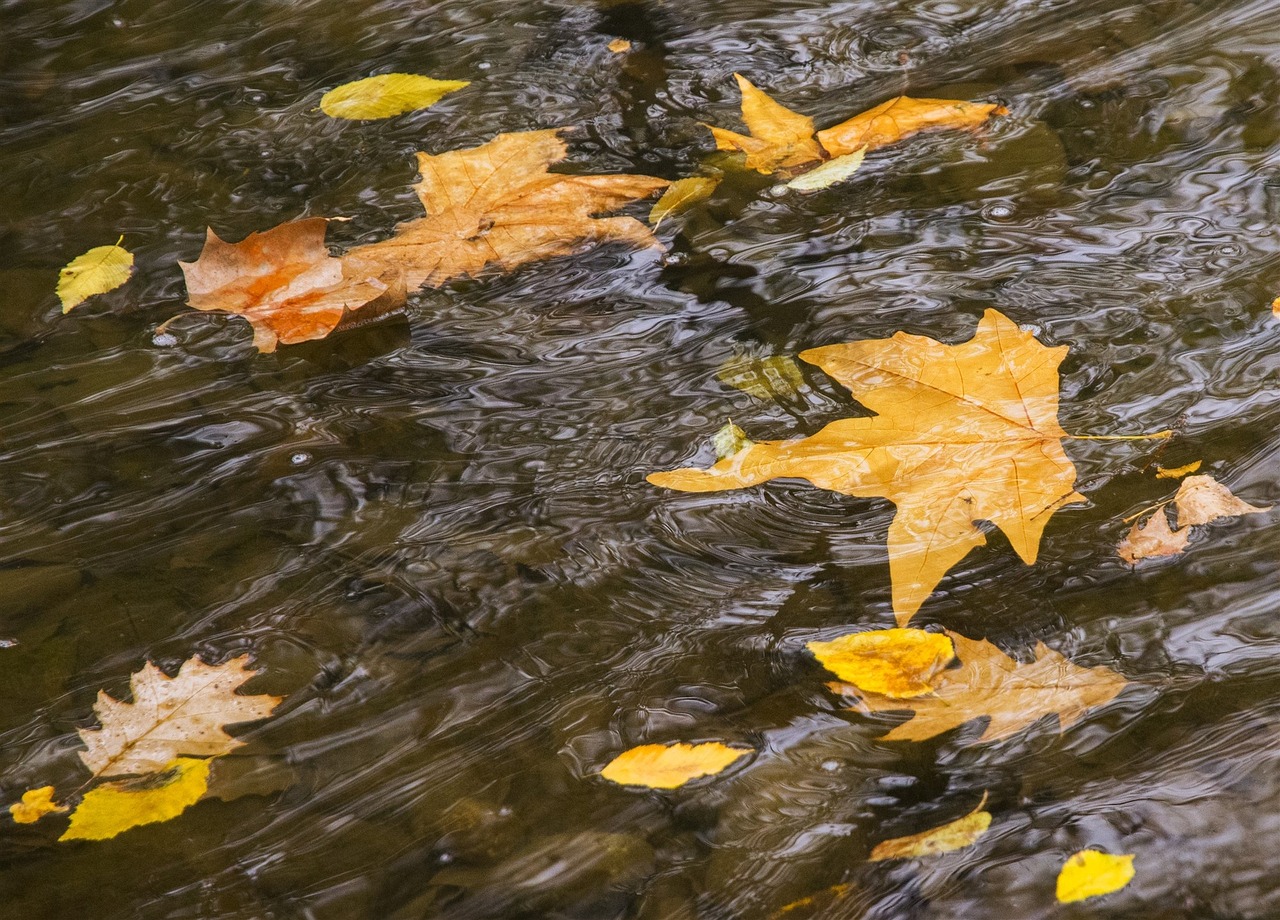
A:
1066 430 1174 441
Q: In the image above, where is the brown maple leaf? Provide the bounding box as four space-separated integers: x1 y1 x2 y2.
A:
1118 474 1269 563
78 655 282 779
707 73 1007 174
344 129 670 290
180 218 405 353
649 310 1086 625
830 632 1127 743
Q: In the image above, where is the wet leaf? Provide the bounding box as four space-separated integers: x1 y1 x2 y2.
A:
706 73 1005 175
179 218 404 353
319 73 468 120
10 786 68 824
650 176 721 227
57 240 133 313
607 38 632 53
807 628 955 699
768 883 856 919
716 353 805 400
1173 474 1269 527
829 631 1127 743
346 129 669 291
60 757 210 842
1155 460 1201 479
650 310 1085 624
869 793 991 860
1117 510 1188 564
784 148 866 191
601 742 750 789
79 655 282 779
712 421 754 460
1055 849 1135 903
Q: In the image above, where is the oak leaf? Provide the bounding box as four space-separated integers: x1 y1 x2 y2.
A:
344 129 669 291
319 73 468 120
808 629 955 699
649 310 1086 624
829 631 1127 743
707 73 1006 175
58 240 133 313
60 757 211 842
179 218 404 353
601 742 750 789
78 655 281 779
1056 849 1135 903
869 793 991 860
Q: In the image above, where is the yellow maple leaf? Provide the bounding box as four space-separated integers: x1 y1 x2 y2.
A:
830 631 1127 743
320 73 468 120
601 742 750 789
10 786 69 824
57 240 134 313
650 309 1086 624
808 629 955 699
1055 849 1135 903
60 757 211 842
869 793 991 860
345 129 669 290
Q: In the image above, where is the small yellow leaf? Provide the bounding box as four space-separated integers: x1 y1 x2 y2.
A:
57 241 134 313
716 353 805 400
320 73 469 120
601 742 749 789
1055 849 1135 903
1272 295 1279 316
785 148 866 191
608 38 632 53
60 757 211 842
712 421 753 460
649 176 720 227
1155 460 1201 479
808 629 955 699
869 793 991 860
10 786 69 824
769 883 855 918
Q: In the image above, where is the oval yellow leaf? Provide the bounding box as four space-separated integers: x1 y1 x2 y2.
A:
649 176 720 227
808 629 955 699
60 757 211 841
57 241 133 313
1056 849 1135 903
601 742 750 789
785 148 866 191
320 73 469 120
10 786 68 824
869 793 990 860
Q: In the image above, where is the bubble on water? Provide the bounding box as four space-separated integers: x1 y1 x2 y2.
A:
822 760 840 772
985 203 1015 220
290 452 311 466
152 332 178 347
477 62 491 70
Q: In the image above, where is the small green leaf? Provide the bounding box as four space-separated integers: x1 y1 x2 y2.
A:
712 422 753 460
716 353 805 401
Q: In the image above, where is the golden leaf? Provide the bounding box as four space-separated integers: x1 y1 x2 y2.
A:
1055 849 1135 903
60 758 211 842
1117 510 1188 564
831 631 1127 743
650 310 1085 624
785 148 866 191
10 786 68 824
607 38 632 53
1155 460 1201 479
808 629 955 699
345 129 669 290
319 73 468 120
705 73 1005 175
649 176 720 227
78 655 282 779
601 742 749 789
869 793 991 860
1173 474 1269 527
57 240 134 313
179 218 404 353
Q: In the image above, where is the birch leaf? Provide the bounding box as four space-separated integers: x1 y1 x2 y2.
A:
869 793 991 860
601 742 750 789
1056 849 1135 903
57 241 134 313
60 758 211 842
320 73 468 120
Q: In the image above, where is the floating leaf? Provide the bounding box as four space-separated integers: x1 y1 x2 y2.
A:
60 758 211 842
785 148 866 191
1117 511 1188 564
79 655 282 779
1173 474 1269 527
651 310 1085 624
808 629 955 699
10 786 68 824
1155 460 1201 479
869 793 991 860
601 742 749 789
716 353 805 401
57 241 134 313
320 73 468 120
769 883 856 919
830 631 1127 743
179 218 404 353
346 129 669 291
712 421 754 460
607 38 632 53
816 96 1010 159
1056 849 1135 903
649 176 720 227
707 74 824 173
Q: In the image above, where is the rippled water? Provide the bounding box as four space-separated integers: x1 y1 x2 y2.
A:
1 0 1278 917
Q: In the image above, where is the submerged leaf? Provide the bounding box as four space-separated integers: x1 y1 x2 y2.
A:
769 883 856 919
10 786 68 824
601 742 749 789
651 310 1085 624
869 793 991 860
61 758 211 841
831 632 1127 743
808 629 955 699
716 353 805 400
320 73 468 120
1056 849 1135 903
785 148 866 191
58 241 134 313
712 422 754 460
649 176 720 227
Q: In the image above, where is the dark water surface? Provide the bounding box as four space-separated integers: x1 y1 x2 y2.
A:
2 0 1279 916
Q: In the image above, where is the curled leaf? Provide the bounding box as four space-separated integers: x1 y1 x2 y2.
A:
320 73 468 120
1173 474 1269 527
707 74 823 173
601 742 750 789
1056 849 1135 903
869 793 991 860
807 629 955 699
60 758 211 842
816 96 1010 159
1117 510 1188 564
10 786 68 824
1155 460 1201 479
649 176 720 227
58 241 134 313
